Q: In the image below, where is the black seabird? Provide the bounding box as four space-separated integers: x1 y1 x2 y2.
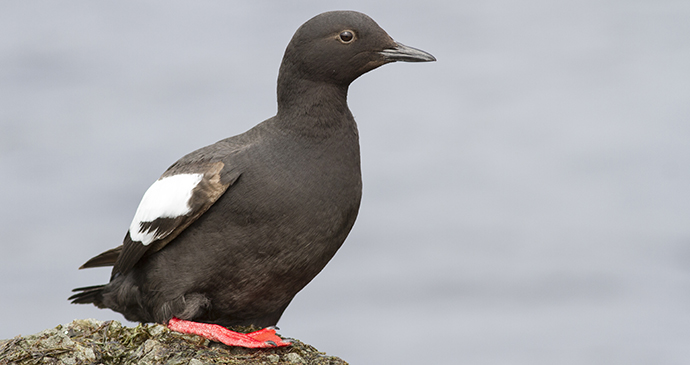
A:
70 10 435 348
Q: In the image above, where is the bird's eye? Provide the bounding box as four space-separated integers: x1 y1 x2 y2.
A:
338 30 355 43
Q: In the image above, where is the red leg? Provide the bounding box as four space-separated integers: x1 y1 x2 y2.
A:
168 317 291 348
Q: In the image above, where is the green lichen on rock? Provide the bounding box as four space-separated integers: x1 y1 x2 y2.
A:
0 319 347 365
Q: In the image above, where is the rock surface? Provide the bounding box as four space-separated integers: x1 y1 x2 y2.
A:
0 319 347 365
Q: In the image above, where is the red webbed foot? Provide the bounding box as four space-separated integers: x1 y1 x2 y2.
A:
168 317 291 348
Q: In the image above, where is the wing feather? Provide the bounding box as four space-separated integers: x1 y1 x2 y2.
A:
108 160 240 277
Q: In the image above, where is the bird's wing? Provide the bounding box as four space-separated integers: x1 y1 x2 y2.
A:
79 156 242 279
114 159 241 278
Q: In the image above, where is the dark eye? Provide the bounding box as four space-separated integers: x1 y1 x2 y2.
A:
339 30 354 43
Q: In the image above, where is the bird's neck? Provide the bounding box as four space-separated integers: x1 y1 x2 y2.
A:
275 75 354 137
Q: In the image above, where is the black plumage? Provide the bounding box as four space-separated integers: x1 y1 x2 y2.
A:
70 10 434 329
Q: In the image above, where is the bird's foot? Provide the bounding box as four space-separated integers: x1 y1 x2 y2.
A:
168 317 291 348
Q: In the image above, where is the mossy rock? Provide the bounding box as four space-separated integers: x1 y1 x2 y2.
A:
0 319 347 365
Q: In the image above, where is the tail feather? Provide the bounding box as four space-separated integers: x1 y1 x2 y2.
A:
69 284 106 307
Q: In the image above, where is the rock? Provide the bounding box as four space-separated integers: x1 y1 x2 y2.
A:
285 352 305 363
0 319 348 365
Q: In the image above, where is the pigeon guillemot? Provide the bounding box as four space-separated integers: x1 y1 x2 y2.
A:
70 10 435 348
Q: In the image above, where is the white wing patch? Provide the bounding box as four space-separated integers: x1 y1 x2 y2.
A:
129 173 204 245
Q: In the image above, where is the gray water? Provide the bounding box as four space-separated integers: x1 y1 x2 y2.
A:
2 1 689 364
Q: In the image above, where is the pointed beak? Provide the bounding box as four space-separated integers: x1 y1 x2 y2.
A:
379 42 436 62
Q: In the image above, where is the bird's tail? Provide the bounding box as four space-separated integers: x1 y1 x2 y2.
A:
69 284 106 307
